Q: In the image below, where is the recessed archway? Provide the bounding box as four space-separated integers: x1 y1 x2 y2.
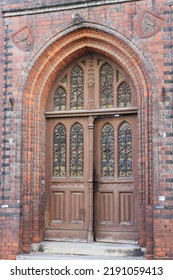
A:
18 23 154 253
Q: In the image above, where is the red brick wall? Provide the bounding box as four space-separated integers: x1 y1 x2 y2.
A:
153 2 173 259
0 8 20 260
0 10 3 186
0 0 173 259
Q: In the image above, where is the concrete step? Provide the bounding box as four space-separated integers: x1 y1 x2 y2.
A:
17 241 146 260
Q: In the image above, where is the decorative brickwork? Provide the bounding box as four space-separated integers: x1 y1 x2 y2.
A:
137 11 164 38
0 0 173 260
11 25 34 51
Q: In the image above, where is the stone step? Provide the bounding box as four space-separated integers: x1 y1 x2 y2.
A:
17 241 145 260
17 253 145 260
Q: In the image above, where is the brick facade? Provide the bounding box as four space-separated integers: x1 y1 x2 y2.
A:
0 0 173 259
0 10 3 185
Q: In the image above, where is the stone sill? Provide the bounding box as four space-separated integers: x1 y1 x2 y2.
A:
2 0 141 17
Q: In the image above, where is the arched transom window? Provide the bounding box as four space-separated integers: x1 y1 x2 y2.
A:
49 56 135 112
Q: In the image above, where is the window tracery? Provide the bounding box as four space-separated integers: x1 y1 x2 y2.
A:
118 122 132 177
101 123 115 177
100 63 114 108
117 81 132 108
54 86 66 111
70 123 84 176
53 124 66 177
70 65 84 110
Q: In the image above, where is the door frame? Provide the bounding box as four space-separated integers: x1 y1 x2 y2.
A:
45 54 139 242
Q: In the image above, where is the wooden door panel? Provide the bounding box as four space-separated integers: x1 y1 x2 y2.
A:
51 191 65 223
98 191 114 225
46 117 90 241
69 191 85 224
94 116 138 242
50 187 86 227
119 192 134 225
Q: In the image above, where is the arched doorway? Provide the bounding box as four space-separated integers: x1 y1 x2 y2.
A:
19 24 154 253
45 54 138 243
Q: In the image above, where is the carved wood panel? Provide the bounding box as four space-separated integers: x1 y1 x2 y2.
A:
119 192 134 225
99 192 114 225
51 191 65 223
70 192 85 224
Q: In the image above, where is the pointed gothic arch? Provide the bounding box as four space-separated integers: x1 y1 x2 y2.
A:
17 24 155 253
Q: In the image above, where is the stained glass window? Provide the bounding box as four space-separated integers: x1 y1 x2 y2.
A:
70 123 84 177
118 122 132 177
101 124 114 177
54 86 66 111
70 65 84 110
117 81 132 108
53 124 66 177
100 63 114 108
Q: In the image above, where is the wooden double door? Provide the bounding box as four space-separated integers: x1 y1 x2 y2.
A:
45 55 138 243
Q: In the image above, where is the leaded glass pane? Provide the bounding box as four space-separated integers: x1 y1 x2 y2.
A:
53 124 66 177
100 63 114 108
118 122 132 177
101 124 114 177
70 123 84 177
117 81 132 108
54 86 66 111
70 65 84 110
